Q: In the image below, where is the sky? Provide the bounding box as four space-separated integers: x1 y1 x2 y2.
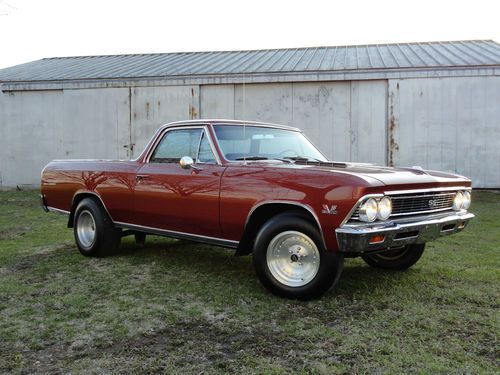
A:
0 0 499 69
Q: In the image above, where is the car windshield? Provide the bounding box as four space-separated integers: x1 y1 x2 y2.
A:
213 125 327 162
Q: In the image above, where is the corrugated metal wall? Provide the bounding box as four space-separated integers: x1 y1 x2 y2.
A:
388 76 500 188
0 77 498 187
200 81 387 164
0 88 130 186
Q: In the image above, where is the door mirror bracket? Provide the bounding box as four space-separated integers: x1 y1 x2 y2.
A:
180 156 203 171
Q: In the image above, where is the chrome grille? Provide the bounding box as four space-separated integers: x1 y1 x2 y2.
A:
350 191 457 221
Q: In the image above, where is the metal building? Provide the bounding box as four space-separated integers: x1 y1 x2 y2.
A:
0 40 499 188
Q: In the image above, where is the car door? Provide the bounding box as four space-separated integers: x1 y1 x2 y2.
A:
133 126 224 238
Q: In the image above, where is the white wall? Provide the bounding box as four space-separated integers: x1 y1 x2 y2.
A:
1 76 498 187
0 88 130 187
389 76 500 188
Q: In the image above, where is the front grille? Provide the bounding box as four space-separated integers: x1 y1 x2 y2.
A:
350 191 457 221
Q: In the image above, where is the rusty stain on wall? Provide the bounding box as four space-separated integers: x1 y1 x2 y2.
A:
189 104 198 119
388 88 399 167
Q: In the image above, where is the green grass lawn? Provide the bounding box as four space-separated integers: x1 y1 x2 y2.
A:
0 190 498 374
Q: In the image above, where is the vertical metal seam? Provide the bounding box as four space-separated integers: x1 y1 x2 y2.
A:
317 47 329 70
396 43 412 65
304 47 319 70
472 40 500 57
290 48 310 71
452 42 491 63
416 43 441 64
406 43 429 66
375 45 387 67
365 46 374 68
438 42 474 64
386 44 401 67
331 46 338 69
425 43 455 64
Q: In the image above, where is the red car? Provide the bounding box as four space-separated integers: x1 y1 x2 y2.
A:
41 120 474 299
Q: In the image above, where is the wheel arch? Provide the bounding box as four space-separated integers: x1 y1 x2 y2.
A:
235 201 325 256
67 191 112 228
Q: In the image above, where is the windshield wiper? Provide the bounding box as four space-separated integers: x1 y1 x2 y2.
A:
235 156 269 161
284 156 323 162
235 156 292 163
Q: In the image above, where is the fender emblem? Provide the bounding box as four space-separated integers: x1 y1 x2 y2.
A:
321 204 338 215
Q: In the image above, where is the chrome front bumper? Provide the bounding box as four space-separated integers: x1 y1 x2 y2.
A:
335 211 474 254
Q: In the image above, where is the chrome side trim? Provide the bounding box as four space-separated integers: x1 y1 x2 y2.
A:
339 193 384 227
47 206 70 215
384 186 471 195
244 200 326 247
203 127 223 165
114 221 239 249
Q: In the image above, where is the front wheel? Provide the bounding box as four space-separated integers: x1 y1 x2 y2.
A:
252 213 343 300
361 243 425 270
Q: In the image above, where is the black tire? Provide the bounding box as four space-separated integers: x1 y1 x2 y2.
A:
252 213 343 300
73 198 121 257
361 243 425 270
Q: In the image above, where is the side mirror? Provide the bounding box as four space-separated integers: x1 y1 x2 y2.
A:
179 156 194 169
179 156 202 171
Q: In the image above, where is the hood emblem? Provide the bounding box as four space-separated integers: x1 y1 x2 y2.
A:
322 204 338 215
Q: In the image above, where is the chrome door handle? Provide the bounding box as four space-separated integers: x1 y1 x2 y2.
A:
136 174 150 181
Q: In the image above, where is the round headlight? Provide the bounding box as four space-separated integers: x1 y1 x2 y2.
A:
462 191 471 210
377 196 392 220
359 198 378 222
452 191 464 211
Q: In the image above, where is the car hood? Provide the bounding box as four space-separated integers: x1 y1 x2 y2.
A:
253 160 470 187
303 162 469 186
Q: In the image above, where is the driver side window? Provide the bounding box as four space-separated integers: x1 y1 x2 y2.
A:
150 128 217 164
150 128 202 163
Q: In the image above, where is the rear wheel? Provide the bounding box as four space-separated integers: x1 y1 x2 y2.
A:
73 198 121 257
361 243 425 270
252 213 343 300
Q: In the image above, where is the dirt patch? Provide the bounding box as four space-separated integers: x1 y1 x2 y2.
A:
2 319 314 374
0 226 31 240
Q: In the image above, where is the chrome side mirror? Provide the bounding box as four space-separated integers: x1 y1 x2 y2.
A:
180 156 194 169
180 156 203 171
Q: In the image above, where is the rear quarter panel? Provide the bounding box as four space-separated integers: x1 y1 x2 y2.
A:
41 160 140 222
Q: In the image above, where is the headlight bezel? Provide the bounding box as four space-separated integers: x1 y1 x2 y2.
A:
358 198 378 222
452 191 464 211
377 196 392 220
358 196 393 222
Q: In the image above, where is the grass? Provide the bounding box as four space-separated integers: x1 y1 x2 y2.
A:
0 190 498 374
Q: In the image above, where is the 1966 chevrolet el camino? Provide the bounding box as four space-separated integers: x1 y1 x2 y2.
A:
41 120 474 299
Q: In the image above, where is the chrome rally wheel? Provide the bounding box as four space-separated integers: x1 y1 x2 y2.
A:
76 209 96 248
266 231 320 287
253 213 344 300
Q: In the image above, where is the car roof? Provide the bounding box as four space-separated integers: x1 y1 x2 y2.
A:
159 119 301 132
